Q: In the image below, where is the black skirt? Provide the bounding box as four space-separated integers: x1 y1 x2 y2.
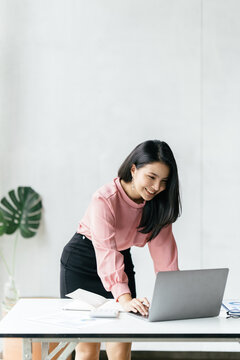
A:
60 232 136 299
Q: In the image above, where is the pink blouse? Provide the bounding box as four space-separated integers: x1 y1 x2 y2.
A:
77 177 179 300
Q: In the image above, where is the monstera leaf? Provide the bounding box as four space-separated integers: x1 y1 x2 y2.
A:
0 209 7 236
0 187 42 238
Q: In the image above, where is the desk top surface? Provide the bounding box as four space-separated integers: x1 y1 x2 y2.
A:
0 299 239 339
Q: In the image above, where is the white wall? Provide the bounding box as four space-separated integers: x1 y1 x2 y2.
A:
0 0 239 306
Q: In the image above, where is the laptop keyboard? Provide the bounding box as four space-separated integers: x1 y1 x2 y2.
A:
130 311 149 319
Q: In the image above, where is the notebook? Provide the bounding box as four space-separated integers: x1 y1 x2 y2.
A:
129 268 229 322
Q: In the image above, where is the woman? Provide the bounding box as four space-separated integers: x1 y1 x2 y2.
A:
60 139 181 360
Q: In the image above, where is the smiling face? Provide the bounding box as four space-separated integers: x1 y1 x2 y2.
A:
128 161 170 203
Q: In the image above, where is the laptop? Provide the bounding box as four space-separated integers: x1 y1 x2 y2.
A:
129 268 229 322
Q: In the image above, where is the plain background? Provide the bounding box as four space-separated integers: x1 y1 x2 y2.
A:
0 0 240 318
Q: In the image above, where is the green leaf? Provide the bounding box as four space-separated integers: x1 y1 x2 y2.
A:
5 222 18 235
0 209 7 236
20 227 36 238
0 207 13 221
8 190 21 209
0 187 42 238
1 198 17 213
27 214 42 221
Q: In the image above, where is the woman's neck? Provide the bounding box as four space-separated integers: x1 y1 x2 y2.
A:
120 179 144 204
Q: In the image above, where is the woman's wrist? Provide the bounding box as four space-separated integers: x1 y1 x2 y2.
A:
117 293 132 305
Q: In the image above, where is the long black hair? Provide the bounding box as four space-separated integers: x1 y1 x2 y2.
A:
118 140 181 241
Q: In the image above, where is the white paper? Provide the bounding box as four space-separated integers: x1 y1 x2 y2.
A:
28 311 112 329
66 289 108 308
63 299 94 311
64 288 124 311
98 300 123 311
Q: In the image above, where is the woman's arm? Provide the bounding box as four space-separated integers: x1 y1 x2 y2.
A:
90 195 131 299
148 223 179 273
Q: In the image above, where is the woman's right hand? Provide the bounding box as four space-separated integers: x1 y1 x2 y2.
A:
118 293 150 316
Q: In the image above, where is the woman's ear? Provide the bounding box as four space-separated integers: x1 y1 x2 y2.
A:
130 164 136 178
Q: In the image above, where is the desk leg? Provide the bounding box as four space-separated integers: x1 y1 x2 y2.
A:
57 342 78 360
45 342 69 360
41 342 49 360
22 338 32 360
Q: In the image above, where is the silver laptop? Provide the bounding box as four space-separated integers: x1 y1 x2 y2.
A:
130 268 229 322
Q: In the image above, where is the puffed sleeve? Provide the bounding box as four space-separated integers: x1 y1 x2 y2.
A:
90 194 131 300
148 224 179 273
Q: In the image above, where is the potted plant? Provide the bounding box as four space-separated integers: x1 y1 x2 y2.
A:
0 186 42 314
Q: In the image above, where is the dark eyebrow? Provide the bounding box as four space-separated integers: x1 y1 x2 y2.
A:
149 172 168 180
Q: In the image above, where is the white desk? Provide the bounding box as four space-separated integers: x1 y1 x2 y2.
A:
0 299 239 360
